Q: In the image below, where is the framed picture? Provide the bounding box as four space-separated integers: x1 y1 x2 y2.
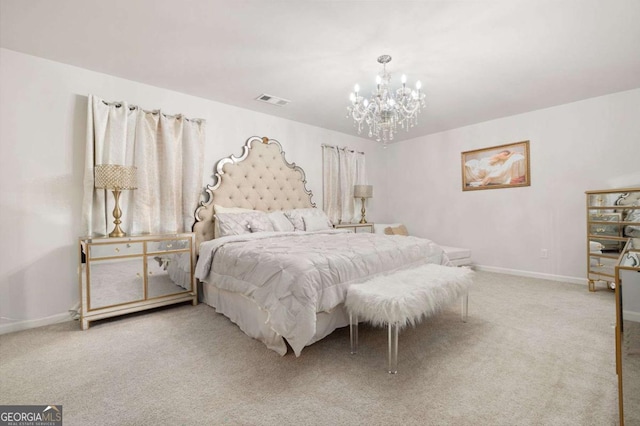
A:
461 140 530 191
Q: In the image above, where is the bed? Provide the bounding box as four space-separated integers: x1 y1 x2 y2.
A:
192 136 449 356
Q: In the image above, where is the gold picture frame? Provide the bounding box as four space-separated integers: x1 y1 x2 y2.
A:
461 140 531 191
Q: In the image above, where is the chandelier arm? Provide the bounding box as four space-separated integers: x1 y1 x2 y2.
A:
398 104 421 116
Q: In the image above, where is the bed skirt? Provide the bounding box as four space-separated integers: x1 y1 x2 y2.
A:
200 280 350 356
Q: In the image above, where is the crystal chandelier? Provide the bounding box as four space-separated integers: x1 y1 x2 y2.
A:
347 55 426 146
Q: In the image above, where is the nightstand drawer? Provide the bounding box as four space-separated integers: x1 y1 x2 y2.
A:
147 238 191 253
589 223 621 236
89 242 144 259
334 223 374 233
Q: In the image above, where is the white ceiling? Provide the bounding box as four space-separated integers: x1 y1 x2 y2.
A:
2 0 640 142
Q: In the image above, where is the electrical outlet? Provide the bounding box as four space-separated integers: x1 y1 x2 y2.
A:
541 249 548 259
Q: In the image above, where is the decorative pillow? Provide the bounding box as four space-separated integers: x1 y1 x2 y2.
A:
248 214 276 233
268 211 295 232
213 205 255 238
384 224 409 236
373 223 402 234
216 212 268 237
284 208 332 231
303 215 333 232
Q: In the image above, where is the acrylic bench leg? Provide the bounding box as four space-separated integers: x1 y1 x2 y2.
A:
461 292 469 322
350 312 358 354
388 323 398 374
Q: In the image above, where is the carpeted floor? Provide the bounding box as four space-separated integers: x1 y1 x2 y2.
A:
0 271 618 425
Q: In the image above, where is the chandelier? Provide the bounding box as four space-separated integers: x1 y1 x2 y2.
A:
347 55 425 146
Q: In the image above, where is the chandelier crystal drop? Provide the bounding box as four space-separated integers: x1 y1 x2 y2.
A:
346 55 426 147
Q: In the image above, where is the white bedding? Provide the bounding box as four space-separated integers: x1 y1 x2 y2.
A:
195 229 448 356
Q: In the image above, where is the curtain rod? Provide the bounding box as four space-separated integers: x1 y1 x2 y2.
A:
100 100 206 123
321 143 365 155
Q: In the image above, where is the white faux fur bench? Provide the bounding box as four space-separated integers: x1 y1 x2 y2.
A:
345 263 473 373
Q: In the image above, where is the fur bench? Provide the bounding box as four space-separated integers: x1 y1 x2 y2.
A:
345 263 473 373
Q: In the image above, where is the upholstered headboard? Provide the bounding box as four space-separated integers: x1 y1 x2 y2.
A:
192 136 316 252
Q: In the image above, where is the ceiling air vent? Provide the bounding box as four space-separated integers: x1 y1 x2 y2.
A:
255 93 290 107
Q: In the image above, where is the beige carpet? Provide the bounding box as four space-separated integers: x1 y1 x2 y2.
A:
0 272 618 425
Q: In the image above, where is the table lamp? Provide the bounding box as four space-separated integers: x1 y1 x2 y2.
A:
354 184 373 224
94 164 138 237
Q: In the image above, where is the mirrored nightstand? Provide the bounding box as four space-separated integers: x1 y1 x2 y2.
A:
334 223 374 233
78 233 197 329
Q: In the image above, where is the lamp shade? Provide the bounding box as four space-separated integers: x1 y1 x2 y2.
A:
354 184 373 199
94 164 137 190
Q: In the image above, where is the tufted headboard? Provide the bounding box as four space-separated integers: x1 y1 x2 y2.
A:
192 136 316 253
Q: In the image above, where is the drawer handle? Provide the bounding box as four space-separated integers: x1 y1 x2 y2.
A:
148 271 153 275
596 227 605 232
167 244 173 248
136 273 141 278
115 247 120 253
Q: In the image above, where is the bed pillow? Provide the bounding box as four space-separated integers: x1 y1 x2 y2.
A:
268 211 295 232
216 212 268 237
384 224 409 236
248 214 276 233
303 215 333 232
373 223 402 234
213 205 255 238
284 208 332 231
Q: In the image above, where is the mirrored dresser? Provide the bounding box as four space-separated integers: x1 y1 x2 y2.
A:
615 237 640 425
78 233 197 329
586 188 640 291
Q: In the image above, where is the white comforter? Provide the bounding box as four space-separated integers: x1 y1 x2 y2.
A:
195 230 447 356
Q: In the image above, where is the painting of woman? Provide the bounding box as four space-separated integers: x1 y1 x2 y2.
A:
461 141 530 190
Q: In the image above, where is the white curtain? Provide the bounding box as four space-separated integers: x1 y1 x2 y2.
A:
322 145 366 224
82 95 206 236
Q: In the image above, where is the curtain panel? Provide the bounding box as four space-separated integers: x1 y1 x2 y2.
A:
322 146 366 224
81 95 206 237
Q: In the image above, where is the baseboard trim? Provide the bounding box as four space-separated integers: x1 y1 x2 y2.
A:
623 310 640 322
473 264 587 286
0 307 76 335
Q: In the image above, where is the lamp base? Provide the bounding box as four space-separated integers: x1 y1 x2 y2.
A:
109 225 126 238
359 197 367 224
108 189 127 238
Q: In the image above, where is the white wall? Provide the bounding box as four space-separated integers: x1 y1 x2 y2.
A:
379 88 640 282
0 48 384 332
